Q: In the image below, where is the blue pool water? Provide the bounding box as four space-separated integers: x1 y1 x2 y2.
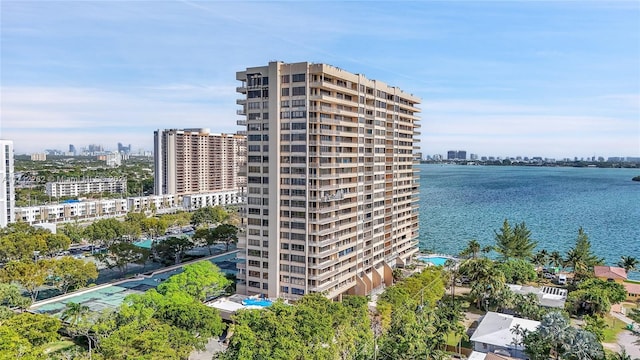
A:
242 298 273 307
134 239 152 249
417 256 453 266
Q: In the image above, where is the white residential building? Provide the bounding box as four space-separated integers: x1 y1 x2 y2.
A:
182 190 244 210
30 153 47 161
127 194 180 213
45 178 127 197
470 312 540 359
0 140 15 227
15 199 128 224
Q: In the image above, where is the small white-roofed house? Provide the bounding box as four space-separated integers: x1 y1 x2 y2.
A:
470 312 540 359
506 284 567 309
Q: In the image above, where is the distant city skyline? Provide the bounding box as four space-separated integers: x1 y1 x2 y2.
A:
19 141 639 163
1 1 638 158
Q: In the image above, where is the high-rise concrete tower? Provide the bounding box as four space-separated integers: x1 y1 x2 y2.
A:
235 61 421 300
0 140 15 227
153 128 246 196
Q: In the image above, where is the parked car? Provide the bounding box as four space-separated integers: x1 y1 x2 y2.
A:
556 274 567 285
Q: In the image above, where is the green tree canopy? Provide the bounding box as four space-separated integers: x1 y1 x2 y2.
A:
494 220 538 261
141 217 168 239
524 311 603 360
83 218 127 246
220 293 373 360
460 239 482 259
152 236 194 265
59 221 85 244
566 278 627 316
157 261 230 301
49 256 99 294
96 242 150 275
0 283 31 311
212 224 238 252
0 260 51 302
1 312 61 347
43 232 71 257
459 257 506 309
617 255 639 273
564 227 603 279
190 206 229 228
498 258 538 284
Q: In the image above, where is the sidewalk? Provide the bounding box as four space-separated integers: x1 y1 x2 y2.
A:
604 309 640 359
610 310 634 325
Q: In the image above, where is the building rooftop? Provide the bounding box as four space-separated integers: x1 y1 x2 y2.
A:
506 284 567 309
594 266 627 280
624 282 640 295
470 312 540 350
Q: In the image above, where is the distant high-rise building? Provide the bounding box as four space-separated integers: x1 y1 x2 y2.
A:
154 128 246 196
0 140 15 227
87 144 103 153
236 61 420 299
117 142 132 154
69 144 76 155
470 153 478 161
30 153 47 161
96 153 122 167
447 150 466 160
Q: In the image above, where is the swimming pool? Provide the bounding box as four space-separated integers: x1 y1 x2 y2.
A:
242 298 273 307
417 255 455 266
134 239 153 249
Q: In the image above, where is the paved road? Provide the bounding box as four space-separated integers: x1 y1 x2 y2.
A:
189 337 225 360
603 310 640 358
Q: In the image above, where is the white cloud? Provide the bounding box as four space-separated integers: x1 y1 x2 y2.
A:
418 98 640 158
0 85 240 152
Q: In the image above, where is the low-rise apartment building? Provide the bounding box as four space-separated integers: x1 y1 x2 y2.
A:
46 177 127 198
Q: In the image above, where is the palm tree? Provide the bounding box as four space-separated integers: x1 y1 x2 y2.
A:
538 312 570 360
61 302 94 359
61 302 89 326
549 251 563 270
444 258 460 305
562 328 603 360
610 347 632 360
460 239 481 259
531 250 549 269
617 256 639 273
460 258 505 310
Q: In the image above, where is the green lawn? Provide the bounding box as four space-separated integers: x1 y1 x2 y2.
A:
44 339 77 354
602 314 628 343
445 332 471 348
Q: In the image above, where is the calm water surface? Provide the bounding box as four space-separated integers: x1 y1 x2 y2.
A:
417 164 640 280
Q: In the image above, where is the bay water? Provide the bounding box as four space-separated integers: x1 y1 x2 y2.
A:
417 164 640 280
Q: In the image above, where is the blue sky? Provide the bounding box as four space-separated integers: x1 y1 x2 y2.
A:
1 1 638 158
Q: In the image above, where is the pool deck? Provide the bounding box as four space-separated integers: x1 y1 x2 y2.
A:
417 253 458 259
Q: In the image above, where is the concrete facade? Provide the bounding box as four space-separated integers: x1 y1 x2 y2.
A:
235 61 420 300
45 177 127 197
15 199 129 224
0 140 15 227
154 128 247 196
